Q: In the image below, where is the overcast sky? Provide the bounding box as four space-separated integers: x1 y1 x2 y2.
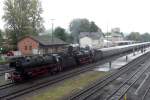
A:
0 0 150 34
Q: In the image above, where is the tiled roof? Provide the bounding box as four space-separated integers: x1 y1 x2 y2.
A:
21 35 68 46
111 33 123 37
79 32 103 40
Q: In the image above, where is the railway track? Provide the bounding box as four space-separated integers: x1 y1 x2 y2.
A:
0 64 9 71
0 83 14 91
0 70 14 76
69 51 150 100
141 80 150 100
0 51 137 100
105 60 150 100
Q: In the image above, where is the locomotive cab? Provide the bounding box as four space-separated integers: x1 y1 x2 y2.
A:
74 47 93 65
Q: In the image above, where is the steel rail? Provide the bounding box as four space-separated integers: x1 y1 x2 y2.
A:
0 52 132 99
0 83 14 91
141 83 150 100
117 62 150 100
0 69 14 76
105 63 144 100
69 52 150 100
108 60 150 100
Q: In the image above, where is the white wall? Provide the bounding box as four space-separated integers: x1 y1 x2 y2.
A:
80 37 104 49
80 37 92 48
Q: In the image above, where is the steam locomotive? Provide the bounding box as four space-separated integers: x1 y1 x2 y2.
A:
7 42 150 82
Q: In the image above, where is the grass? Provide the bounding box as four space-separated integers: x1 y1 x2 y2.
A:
0 61 8 65
0 56 8 65
27 71 109 100
0 75 10 85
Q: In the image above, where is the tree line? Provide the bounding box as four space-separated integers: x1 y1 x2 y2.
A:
0 0 101 51
1 0 44 51
53 18 100 43
126 32 150 42
0 0 150 53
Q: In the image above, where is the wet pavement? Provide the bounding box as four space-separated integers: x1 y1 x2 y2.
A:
95 50 148 72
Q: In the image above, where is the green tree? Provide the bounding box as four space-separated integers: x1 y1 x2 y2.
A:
120 32 124 37
126 32 141 41
29 0 45 34
89 21 99 32
141 33 150 42
69 18 100 43
53 27 67 41
66 34 74 43
70 18 90 43
0 30 3 46
3 0 44 46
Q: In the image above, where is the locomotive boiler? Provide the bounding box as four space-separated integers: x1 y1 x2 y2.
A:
8 46 93 82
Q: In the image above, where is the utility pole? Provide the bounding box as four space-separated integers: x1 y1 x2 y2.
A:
51 19 55 53
107 24 109 48
51 19 55 43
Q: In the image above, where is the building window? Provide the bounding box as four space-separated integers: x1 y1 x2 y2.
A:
25 46 27 50
29 46 32 50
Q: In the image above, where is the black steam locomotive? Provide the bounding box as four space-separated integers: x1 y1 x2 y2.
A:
7 42 150 82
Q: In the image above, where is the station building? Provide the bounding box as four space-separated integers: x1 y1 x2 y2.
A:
79 32 105 49
17 35 68 55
